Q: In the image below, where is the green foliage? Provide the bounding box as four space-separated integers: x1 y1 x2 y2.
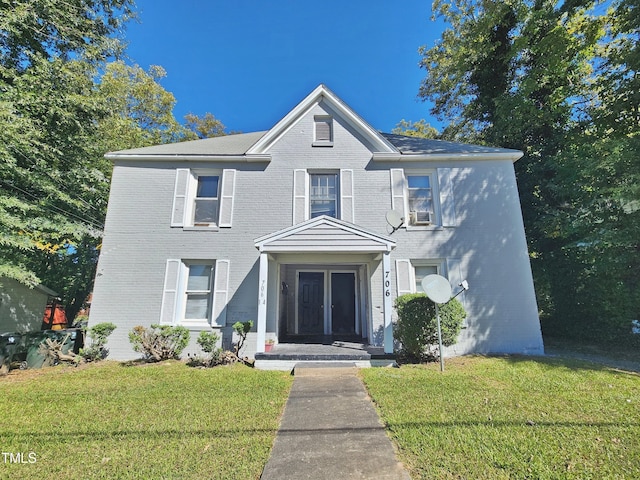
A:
394 294 466 362
418 0 639 344
184 112 229 139
196 330 221 354
232 320 253 357
128 324 190 362
0 1 225 321
80 322 116 362
391 119 440 139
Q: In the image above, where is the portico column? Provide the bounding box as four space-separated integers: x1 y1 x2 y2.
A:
382 251 393 354
256 252 268 353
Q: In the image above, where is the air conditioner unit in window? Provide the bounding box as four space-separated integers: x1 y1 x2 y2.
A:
410 210 432 225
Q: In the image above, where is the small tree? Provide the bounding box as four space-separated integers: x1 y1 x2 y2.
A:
128 324 190 362
232 320 252 357
394 293 466 362
81 322 116 362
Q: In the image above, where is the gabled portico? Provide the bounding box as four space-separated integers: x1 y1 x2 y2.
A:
254 216 396 354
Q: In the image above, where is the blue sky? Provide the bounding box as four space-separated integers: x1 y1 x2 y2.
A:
124 0 447 134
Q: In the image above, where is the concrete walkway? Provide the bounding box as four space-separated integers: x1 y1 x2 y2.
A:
261 363 411 480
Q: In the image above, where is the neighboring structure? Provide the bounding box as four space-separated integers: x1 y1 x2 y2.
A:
88 85 544 361
0 277 57 333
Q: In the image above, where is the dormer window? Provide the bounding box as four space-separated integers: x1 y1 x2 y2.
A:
313 116 333 146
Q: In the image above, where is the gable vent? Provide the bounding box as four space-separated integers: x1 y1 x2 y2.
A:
314 116 333 143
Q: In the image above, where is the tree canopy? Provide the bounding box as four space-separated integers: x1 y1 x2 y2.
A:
418 0 639 342
0 0 227 322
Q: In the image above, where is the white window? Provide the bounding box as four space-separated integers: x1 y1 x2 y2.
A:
390 168 456 228
193 175 219 226
293 169 354 224
313 116 333 145
310 173 339 218
407 175 434 225
171 169 236 228
184 263 214 321
395 259 443 297
413 264 439 293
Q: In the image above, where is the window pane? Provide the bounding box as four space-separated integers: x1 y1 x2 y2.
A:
185 294 210 319
197 176 219 198
194 199 218 223
408 176 430 189
310 174 338 218
408 176 433 213
187 264 212 291
414 265 438 292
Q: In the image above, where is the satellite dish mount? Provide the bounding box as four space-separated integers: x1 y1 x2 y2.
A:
385 210 404 235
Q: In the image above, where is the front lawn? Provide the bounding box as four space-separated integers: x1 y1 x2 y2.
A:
362 356 640 479
0 361 293 479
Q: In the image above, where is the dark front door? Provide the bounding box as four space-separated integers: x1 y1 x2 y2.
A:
331 273 356 334
298 272 324 334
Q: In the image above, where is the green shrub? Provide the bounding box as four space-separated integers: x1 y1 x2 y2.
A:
394 293 466 362
80 322 117 362
232 320 253 357
187 330 223 368
128 324 190 362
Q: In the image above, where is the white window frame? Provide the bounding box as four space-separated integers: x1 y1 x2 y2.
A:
179 260 215 328
309 171 340 219
404 170 439 229
187 170 221 229
411 260 443 294
313 115 333 146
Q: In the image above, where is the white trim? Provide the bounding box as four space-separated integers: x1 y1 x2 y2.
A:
340 169 355 223
256 253 268 352
255 215 395 253
218 169 236 227
383 253 393 353
372 151 524 162
105 153 271 162
247 85 398 155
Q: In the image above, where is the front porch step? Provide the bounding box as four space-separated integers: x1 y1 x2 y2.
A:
293 362 358 376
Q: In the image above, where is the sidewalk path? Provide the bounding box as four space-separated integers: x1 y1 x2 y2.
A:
261 363 410 479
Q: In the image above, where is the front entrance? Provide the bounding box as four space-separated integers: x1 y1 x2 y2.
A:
296 271 356 336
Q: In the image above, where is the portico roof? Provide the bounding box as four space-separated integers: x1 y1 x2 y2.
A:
254 216 396 253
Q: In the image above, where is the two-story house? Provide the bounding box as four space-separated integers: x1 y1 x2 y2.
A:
88 85 544 364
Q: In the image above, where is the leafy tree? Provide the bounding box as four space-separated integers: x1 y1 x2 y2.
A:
392 119 440 138
418 0 638 343
0 1 207 322
184 112 229 139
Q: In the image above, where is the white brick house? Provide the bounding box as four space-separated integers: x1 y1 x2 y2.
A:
88 84 544 361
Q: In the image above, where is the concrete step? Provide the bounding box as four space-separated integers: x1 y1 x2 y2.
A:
293 362 358 376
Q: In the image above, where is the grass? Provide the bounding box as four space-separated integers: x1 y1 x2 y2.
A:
0 361 293 480
362 356 640 479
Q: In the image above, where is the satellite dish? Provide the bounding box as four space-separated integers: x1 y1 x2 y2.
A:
385 210 404 234
421 274 452 304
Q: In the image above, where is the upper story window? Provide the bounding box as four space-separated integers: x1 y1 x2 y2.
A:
313 116 333 146
390 168 454 229
193 175 219 226
310 173 339 218
407 175 434 226
293 169 354 224
171 168 236 229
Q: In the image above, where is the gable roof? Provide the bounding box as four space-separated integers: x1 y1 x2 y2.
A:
246 84 398 155
103 84 523 163
254 215 396 253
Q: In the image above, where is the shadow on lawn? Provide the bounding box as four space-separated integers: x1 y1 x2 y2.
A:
497 353 640 374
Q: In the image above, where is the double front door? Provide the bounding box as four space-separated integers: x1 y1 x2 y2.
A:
297 271 356 335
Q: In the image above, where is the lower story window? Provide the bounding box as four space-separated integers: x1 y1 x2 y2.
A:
184 263 213 321
413 264 439 293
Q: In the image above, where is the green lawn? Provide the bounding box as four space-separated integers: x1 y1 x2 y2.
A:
362 356 640 479
0 361 293 480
